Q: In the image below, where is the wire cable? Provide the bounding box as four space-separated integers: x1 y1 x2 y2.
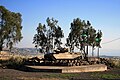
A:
102 37 120 44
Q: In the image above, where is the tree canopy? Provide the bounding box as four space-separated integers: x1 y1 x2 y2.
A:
33 17 64 54
33 17 102 57
66 18 102 59
0 6 22 51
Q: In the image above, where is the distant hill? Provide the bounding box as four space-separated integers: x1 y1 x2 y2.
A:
100 55 120 59
9 48 120 59
10 47 41 56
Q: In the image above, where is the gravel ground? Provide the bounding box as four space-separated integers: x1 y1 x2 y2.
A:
0 68 120 80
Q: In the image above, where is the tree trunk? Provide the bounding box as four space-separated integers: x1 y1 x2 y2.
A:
86 45 88 56
86 45 88 61
92 46 94 57
97 47 99 59
84 46 87 61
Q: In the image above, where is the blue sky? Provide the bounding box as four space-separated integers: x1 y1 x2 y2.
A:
0 0 120 56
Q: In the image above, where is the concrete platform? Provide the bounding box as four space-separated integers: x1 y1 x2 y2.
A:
26 64 107 73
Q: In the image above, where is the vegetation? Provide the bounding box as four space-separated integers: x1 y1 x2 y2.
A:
0 55 26 69
33 17 102 59
39 73 80 79
0 55 120 80
66 18 102 59
91 73 120 79
0 5 120 80
0 6 22 51
109 59 120 68
33 17 64 54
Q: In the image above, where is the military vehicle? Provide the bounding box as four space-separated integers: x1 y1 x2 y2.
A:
27 47 100 66
40 47 91 66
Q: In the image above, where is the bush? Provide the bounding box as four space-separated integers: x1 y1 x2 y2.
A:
110 59 120 68
1 55 27 69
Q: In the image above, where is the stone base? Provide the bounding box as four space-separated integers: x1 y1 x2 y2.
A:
26 64 107 73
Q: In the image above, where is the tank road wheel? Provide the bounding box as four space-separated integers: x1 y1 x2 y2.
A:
71 60 74 63
76 62 81 66
64 60 67 63
73 63 76 66
63 60 66 64
53 61 57 65
58 60 61 63
68 62 73 66
68 60 70 63
75 60 78 63
56 60 58 63
59 60 62 63
67 60 69 63
77 60 81 63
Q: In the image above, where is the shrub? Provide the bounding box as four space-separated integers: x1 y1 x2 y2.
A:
1 55 27 69
111 59 120 68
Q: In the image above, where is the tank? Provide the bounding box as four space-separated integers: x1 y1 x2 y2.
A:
42 47 87 66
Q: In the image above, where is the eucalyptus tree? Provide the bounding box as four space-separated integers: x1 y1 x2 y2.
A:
33 23 47 53
66 18 87 53
33 17 64 53
0 6 22 51
46 17 64 50
54 26 64 48
95 30 102 58
66 18 85 58
66 18 102 59
87 26 96 56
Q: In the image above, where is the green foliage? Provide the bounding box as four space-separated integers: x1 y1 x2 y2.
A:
91 73 120 79
0 6 22 51
66 18 102 60
109 59 120 68
42 73 80 79
33 17 64 53
95 30 102 47
0 77 11 80
66 18 102 52
0 56 26 69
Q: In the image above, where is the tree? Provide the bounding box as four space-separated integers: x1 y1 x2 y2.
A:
66 18 83 52
33 17 64 54
0 6 22 51
95 30 102 58
46 17 64 50
33 23 47 53
66 18 102 60
88 26 96 56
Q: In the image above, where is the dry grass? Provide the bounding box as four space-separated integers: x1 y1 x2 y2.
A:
0 51 43 61
0 51 11 60
0 51 27 69
109 59 120 68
